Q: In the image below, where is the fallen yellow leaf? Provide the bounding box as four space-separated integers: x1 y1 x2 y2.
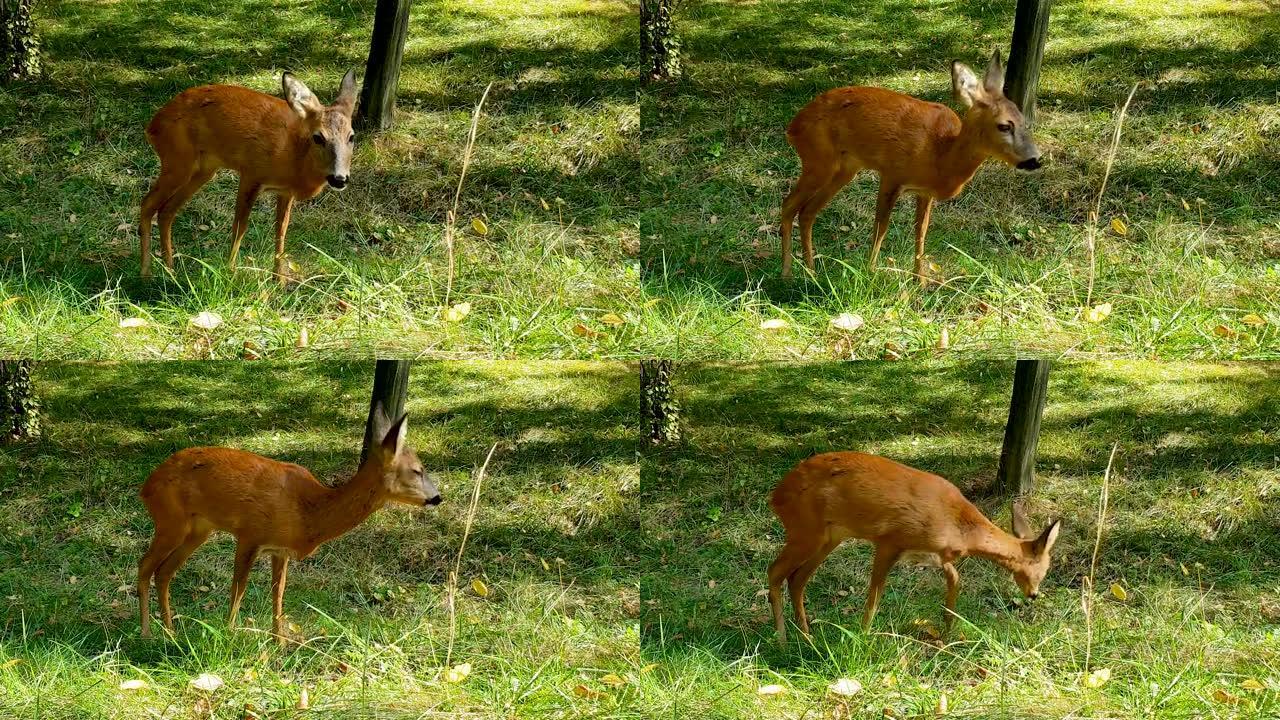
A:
572 323 602 339
0 296 25 309
600 312 625 327
1083 668 1111 688
471 218 489 236
1213 688 1239 704
640 663 658 674
936 692 948 715
1240 678 1265 691
600 673 626 688
444 302 471 323
1213 324 1238 339
1110 583 1128 601
1085 303 1112 324
936 327 950 350
296 687 309 710
573 683 604 699
444 663 471 683
1 659 20 670
1241 313 1266 327
1110 218 1128 236
471 578 489 598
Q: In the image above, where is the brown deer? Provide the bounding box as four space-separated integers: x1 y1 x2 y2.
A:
779 51 1043 284
766 452 1060 644
136 406 441 643
138 70 358 285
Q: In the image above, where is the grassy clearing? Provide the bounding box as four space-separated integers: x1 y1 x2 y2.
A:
0 360 641 718
639 0 1280 359
638 361 1280 717
0 0 639 359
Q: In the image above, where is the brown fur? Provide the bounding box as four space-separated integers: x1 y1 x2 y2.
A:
138 70 357 285
136 410 440 643
779 51 1042 284
766 452 1060 644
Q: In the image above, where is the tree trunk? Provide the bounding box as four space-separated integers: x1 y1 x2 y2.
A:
1 359 40 442
1004 0 1052 126
357 0 411 131
1 0 41 84
997 359 1051 495
640 360 679 445
361 359 411 463
640 0 681 82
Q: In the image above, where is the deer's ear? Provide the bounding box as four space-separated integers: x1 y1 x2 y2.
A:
1033 519 1061 555
983 48 1005 94
1011 501 1033 540
282 72 323 119
381 412 409 456
951 60 983 108
334 69 358 114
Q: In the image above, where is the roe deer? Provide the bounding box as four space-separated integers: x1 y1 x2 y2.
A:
139 70 358 285
779 50 1043 284
766 452 1060 644
137 406 441 643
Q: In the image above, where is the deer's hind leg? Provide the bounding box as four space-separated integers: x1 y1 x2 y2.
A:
153 525 213 632
767 534 825 644
138 519 191 639
796 165 858 272
780 165 836 278
787 534 843 636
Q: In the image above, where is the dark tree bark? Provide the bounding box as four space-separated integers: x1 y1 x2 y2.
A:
1004 0 1052 126
1 360 39 442
640 360 679 445
357 0 411 131
640 0 681 82
361 359 410 463
1 0 40 84
998 359 1051 495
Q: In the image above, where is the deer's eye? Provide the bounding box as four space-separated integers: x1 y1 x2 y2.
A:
312 133 325 145
348 133 356 143
413 468 423 476
997 122 1013 133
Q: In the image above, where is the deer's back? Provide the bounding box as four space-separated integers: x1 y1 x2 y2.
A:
146 85 309 187
770 452 983 551
787 86 962 181
140 447 321 538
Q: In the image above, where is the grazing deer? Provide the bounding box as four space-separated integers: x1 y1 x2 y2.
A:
138 70 358 285
779 50 1043 284
137 406 441 643
766 452 1060 644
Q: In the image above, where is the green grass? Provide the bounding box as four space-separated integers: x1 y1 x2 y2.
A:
0 360 641 718
638 361 1280 717
0 0 640 359
639 0 1280 359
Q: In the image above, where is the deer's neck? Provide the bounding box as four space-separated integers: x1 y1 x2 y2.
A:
302 468 386 551
966 523 1027 573
934 122 990 199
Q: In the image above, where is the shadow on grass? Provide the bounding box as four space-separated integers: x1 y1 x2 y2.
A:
639 361 1280 664
0 360 637 659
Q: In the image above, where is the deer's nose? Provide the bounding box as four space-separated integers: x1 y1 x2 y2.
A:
425 494 442 506
327 174 348 189
1016 157 1043 171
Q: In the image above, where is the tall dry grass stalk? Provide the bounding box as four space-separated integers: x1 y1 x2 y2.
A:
443 82 495 309
443 442 498 674
1085 83 1140 308
1082 441 1118 672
